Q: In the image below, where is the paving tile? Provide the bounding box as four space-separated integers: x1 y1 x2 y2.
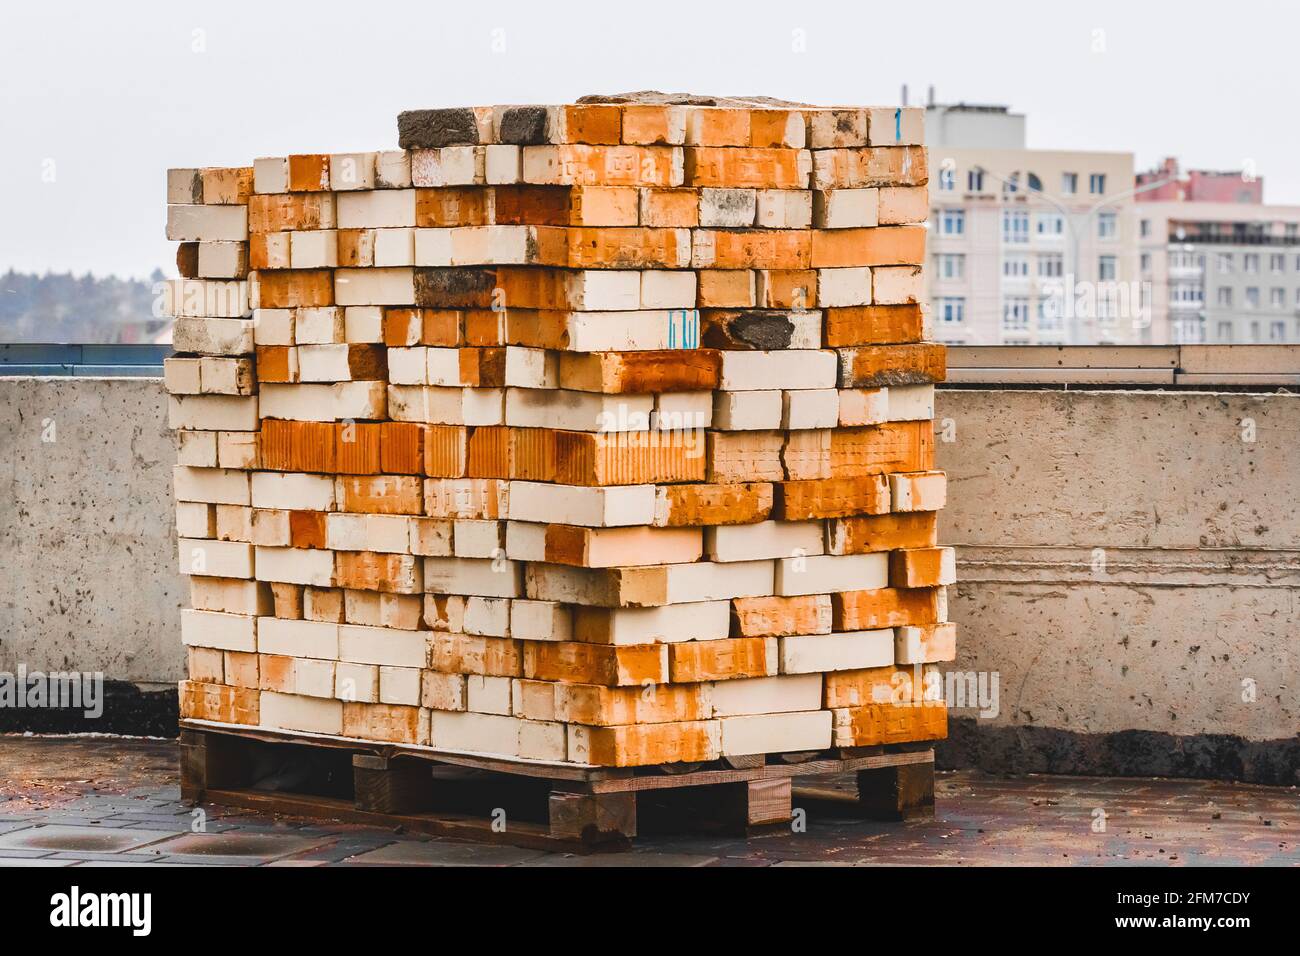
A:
126 831 334 862
340 840 547 866
0 825 177 854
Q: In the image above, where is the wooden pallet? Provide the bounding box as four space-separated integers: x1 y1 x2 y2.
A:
179 720 936 853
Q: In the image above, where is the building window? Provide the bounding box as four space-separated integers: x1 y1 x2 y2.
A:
1002 254 1029 278
1245 287 1260 309
1216 253 1234 273
1271 321 1286 342
939 297 965 323
938 254 965 280
1037 297 1064 331
1244 253 1260 274
1269 253 1285 273
1002 297 1030 330
1035 213 1064 237
1097 212 1118 240
1089 173 1106 195
1038 253 1064 278
967 169 984 192
939 166 956 191
940 209 965 236
1217 287 1233 307
1062 172 1078 195
1271 287 1285 308
1217 322 1233 342
1249 321 1261 342
1170 284 1203 306
1002 210 1030 244
1098 256 1117 281
1003 172 1020 195
1140 219 1151 238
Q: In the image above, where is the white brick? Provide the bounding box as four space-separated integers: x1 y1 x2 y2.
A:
338 624 426 667
505 389 653 432
887 383 935 421
712 390 782 430
774 553 887 596
258 382 386 421
166 205 246 242
379 666 422 705
718 351 837 391
252 308 295 345
709 674 823 717
260 691 342 735
336 189 416 228
467 675 513 715
258 617 339 659
579 601 729 645
780 630 894 673
640 270 697 309
756 189 812 229
813 188 879 228
817 267 873 307
179 538 254 578
174 466 249 505
294 306 345 345
507 482 656 527
253 157 289 194
335 662 379 702
510 600 572 642
838 387 889 426
699 188 756 227
373 228 415 267
334 267 415 306
290 230 338 269
329 152 376 191
719 710 831 756
254 546 335 587
782 388 839 429
484 145 522 184
251 472 335 511
422 557 522 598
705 521 823 562
181 609 256 652
344 306 384 343
375 151 411 189
168 395 258 432
503 347 557 388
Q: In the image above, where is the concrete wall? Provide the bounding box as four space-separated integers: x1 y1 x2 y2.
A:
0 379 1295 779
0 379 184 687
935 389 1299 782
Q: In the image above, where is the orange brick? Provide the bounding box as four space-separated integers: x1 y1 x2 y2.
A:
826 421 933 478
178 680 259 725
889 548 955 588
696 269 755 307
809 226 926 268
510 427 557 481
458 347 506 387
337 228 374 267
684 147 808 188
187 646 223 683
555 683 710 725
381 422 425 474
269 582 304 618
668 637 773 682
838 343 947 387
336 552 422 593
258 419 336 472
685 108 751 147
493 185 573 226
653 482 773 527
424 424 469 477
692 229 810 269
555 430 705 486
523 642 668 687
749 109 805 148
730 595 830 638
287 154 330 192
343 702 423 744
775 475 890 520
826 511 938 555
823 304 924 346
222 650 259 689
200 167 254 204
255 345 297 384
558 350 720 393
552 104 623 144
824 665 927 708
257 654 295 692
466 425 512 478
531 145 680 187
639 188 698 226
289 510 328 550
429 633 521 677
415 186 491 227
248 193 333 232
565 227 689 269
620 104 684 145
832 586 942 631
256 269 334 308
575 721 719 767
832 701 947 746
813 146 928 189
335 421 381 474
336 475 424 514
708 431 785 482
757 269 817 309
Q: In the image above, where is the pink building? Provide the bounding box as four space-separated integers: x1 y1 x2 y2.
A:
1138 157 1262 203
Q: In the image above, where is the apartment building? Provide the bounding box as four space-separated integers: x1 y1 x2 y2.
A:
1136 159 1300 343
925 103 1141 345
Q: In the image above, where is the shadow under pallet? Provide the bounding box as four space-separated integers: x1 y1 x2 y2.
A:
180 721 936 853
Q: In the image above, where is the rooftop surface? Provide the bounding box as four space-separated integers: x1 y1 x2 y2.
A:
0 736 1293 867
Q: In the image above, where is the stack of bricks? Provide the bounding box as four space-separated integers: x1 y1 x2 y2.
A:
164 95 954 768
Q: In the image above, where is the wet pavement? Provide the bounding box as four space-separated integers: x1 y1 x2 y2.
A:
0 735 1294 866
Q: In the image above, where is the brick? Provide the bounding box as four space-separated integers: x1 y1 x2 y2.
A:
554 683 710 725
825 512 938 555
780 630 894 674
831 586 942 631
523 642 668 687
567 721 720 767
831 702 946 747
571 600 729 646
824 304 924 346
653 482 773 527
668 637 776 682
889 547 957 588
730 595 832 638
684 148 810 189
774 552 888 596
810 226 926 268
775 475 890 520
720 709 830 755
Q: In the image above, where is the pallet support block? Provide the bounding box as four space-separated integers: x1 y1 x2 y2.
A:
547 788 637 844
353 753 433 814
856 760 934 821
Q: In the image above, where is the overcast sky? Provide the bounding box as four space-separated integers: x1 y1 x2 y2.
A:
2 0 1295 279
